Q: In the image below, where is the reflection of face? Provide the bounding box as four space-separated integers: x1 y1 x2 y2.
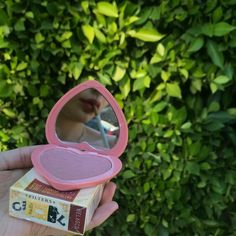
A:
59 89 108 123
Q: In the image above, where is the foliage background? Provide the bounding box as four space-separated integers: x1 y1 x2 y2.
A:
1 0 236 235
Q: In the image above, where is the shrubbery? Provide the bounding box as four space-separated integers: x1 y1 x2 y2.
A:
1 1 236 235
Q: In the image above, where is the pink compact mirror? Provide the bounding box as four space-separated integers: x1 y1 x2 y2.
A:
31 80 128 191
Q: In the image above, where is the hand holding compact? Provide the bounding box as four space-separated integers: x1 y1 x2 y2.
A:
0 146 119 236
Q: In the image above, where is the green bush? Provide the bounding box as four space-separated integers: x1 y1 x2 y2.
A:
1 0 236 235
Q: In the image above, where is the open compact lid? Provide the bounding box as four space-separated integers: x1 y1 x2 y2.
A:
45 80 128 158
31 80 128 191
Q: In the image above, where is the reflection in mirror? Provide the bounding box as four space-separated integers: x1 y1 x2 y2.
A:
56 88 119 149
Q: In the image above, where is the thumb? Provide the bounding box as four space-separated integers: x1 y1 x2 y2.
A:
0 145 45 170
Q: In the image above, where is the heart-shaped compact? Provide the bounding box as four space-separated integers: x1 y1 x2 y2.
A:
31 80 128 191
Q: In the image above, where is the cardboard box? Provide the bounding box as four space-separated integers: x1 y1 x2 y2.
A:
9 168 104 235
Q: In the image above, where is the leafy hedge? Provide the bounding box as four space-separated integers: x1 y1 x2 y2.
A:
1 0 236 235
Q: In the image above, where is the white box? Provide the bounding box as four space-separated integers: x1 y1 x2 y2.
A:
9 168 104 235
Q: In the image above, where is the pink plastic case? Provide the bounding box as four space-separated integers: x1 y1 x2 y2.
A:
31 80 128 191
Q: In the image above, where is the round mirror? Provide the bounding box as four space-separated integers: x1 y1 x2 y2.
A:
55 88 119 149
45 80 128 158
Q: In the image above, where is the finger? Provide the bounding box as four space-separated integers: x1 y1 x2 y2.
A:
100 182 117 205
86 201 118 231
0 145 43 171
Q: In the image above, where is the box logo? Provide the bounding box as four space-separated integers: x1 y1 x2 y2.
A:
68 204 86 234
25 179 79 201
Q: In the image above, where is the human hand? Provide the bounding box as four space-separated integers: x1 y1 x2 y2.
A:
0 146 118 236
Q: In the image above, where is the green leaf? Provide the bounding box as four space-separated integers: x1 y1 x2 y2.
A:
2 108 16 118
154 101 168 112
186 162 200 175
197 180 207 188
161 70 170 82
33 97 43 108
208 102 220 112
150 54 162 64
143 182 150 192
207 111 234 123
0 38 8 48
166 83 182 99
157 43 165 56
40 85 49 97
145 223 156 235
60 31 73 41
72 62 84 80
133 76 151 91
120 78 130 98
122 170 136 179
187 25 202 37
125 16 140 26
200 162 211 170
14 18 25 31
143 76 151 88
47 2 59 16
227 108 236 117
25 11 34 19
189 142 201 156
62 40 71 48
179 68 189 79
225 170 236 184
202 220 221 227
16 62 27 71
0 131 10 142
223 63 234 80
113 66 126 82
214 75 231 84
163 129 173 138
35 32 45 43
108 22 117 34
82 24 94 44
213 22 236 36
163 168 172 180
210 82 218 93
205 121 224 131
201 23 214 37
0 9 9 25
94 28 106 43
188 37 204 52
157 226 169 236
97 2 118 17
94 12 107 26
211 178 226 194
128 28 165 42
81 1 89 13
206 40 224 69
127 214 136 222
229 38 236 47
162 219 169 228
97 72 112 85
181 122 192 130
212 7 223 23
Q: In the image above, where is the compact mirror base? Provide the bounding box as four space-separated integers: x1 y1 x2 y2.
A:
31 144 122 191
